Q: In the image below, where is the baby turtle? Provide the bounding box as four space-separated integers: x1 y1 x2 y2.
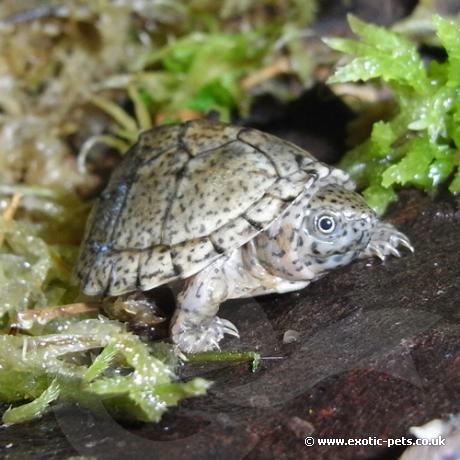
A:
76 120 413 353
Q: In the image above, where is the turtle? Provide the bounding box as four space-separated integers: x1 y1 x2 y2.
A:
76 119 413 353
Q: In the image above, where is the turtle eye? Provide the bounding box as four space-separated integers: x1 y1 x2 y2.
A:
317 215 336 234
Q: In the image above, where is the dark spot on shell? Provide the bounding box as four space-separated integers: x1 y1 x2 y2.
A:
173 264 183 275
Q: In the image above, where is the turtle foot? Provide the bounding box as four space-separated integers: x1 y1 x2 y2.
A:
105 292 165 327
171 316 239 353
362 222 414 261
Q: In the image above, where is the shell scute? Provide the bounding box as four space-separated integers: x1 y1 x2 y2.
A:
268 171 313 201
79 250 113 296
237 128 316 176
107 251 140 294
138 246 176 291
162 140 277 245
111 150 189 249
243 194 286 226
182 119 241 156
137 124 182 162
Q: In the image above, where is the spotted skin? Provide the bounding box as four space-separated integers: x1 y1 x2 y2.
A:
75 120 413 352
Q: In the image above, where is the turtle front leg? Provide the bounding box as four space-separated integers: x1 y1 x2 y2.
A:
360 222 413 261
171 246 311 352
171 258 240 353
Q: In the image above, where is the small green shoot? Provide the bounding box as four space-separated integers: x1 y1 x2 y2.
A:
186 351 262 373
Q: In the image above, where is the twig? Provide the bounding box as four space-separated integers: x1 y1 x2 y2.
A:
240 57 291 90
13 303 100 330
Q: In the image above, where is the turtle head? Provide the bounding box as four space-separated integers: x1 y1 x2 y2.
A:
301 184 377 270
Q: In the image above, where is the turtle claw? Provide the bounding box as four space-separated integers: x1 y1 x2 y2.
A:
173 345 189 362
362 222 413 261
393 235 414 253
171 316 240 353
384 242 401 258
218 317 240 338
371 246 386 261
207 337 221 351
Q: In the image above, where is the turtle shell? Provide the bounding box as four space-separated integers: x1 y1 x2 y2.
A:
76 120 349 296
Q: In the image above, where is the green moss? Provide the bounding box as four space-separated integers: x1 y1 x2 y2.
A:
0 320 210 425
0 188 210 425
325 14 460 213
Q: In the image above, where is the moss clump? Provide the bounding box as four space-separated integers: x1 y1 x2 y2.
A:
325 15 460 214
